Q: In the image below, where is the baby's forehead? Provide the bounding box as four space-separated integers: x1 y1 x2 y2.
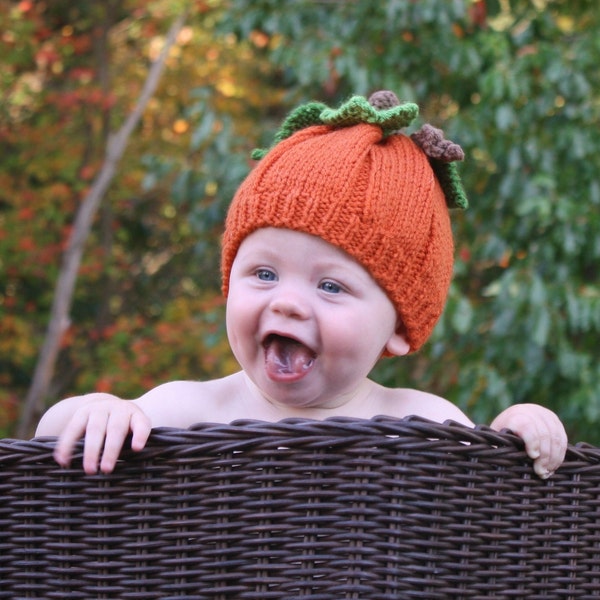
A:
237 227 351 259
234 226 387 284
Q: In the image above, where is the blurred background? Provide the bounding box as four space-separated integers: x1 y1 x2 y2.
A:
1 0 599 442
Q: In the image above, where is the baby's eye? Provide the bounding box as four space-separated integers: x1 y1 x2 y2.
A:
319 280 342 294
256 268 277 282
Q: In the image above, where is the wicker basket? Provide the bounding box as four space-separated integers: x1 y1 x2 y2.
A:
2 416 600 599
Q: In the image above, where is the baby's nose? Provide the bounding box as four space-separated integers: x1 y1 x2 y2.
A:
269 286 311 319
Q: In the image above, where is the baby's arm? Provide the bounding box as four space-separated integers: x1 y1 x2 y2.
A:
490 403 567 479
36 393 152 475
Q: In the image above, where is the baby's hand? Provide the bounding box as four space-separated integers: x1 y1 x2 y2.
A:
490 403 567 479
51 394 152 475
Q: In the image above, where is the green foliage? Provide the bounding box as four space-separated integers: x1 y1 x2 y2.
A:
205 0 600 442
2 0 600 444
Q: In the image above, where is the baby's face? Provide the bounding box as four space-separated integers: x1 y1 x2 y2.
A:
225 228 408 410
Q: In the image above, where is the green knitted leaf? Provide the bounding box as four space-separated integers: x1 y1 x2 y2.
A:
319 95 418 135
431 162 469 210
251 102 327 159
251 96 418 159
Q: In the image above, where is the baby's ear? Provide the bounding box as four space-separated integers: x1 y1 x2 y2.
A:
385 330 410 357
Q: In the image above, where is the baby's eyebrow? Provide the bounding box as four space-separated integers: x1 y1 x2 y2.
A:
237 246 280 263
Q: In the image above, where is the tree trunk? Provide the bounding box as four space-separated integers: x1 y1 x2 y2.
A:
17 10 188 438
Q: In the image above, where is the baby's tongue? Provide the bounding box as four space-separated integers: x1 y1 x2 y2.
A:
264 335 315 378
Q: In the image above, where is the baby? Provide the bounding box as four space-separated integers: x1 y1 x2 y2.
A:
36 91 567 478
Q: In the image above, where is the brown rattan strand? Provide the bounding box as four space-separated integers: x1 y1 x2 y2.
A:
2 416 600 599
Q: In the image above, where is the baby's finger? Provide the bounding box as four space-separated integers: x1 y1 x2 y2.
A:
500 410 542 460
531 412 567 478
520 423 555 479
533 457 553 479
130 411 152 452
99 411 133 474
541 415 567 474
81 410 110 475
53 410 91 469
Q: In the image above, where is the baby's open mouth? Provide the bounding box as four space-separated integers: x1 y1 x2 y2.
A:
263 334 316 378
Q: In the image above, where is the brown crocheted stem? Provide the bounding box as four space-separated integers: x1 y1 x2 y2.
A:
411 122 468 209
368 90 401 110
410 124 464 163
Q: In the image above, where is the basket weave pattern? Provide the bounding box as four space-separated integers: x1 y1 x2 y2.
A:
2 416 600 599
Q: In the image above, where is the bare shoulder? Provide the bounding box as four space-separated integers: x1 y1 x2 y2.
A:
133 372 246 428
375 384 474 427
137 377 235 401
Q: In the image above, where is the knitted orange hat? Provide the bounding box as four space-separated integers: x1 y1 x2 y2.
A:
221 91 467 353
